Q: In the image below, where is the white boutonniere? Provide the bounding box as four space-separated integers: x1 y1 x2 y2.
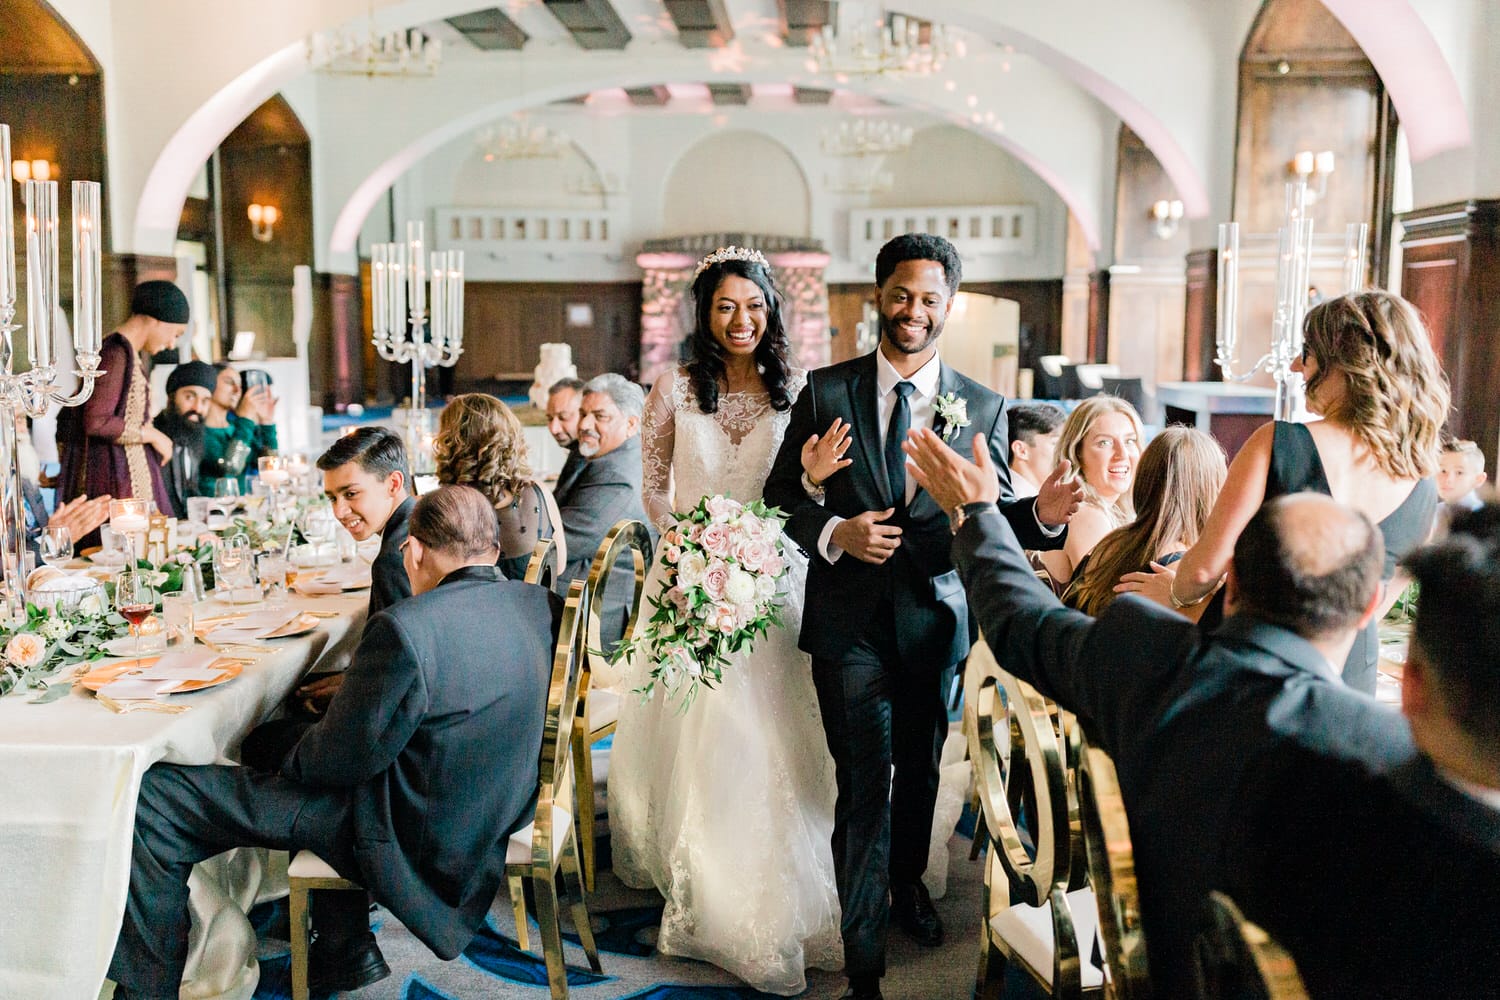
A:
933 392 970 441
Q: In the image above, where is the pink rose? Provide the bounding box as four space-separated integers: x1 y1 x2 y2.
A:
761 554 786 578
734 537 773 574
700 523 733 559
662 526 681 547
687 522 705 544
702 560 731 601
712 602 739 634
665 585 689 613
705 495 743 522
663 544 683 565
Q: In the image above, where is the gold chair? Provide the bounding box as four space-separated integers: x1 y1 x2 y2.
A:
966 638 1105 1000
1077 739 1151 999
505 578 604 997
1194 893 1309 1000
573 518 651 891
524 535 560 589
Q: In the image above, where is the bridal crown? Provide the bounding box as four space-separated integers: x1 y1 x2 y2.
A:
693 245 769 279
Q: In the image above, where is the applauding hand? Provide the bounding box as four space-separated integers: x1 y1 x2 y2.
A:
1035 461 1084 527
801 417 853 486
49 494 112 540
902 427 1001 512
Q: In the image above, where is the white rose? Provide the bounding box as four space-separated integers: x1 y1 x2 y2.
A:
78 593 103 616
755 573 779 600
676 551 708 588
5 633 48 669
725 568 757 607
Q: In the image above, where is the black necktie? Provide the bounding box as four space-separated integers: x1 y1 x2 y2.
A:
885 380 915 508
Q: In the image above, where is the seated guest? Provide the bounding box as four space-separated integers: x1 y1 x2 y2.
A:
434 393 561 581
1006 401 1065 498
905 428 1500 998
547 376 588 496
1438 438 1487 513
1063 426 1225 615
293 429 416 714
107 485 557 998
9 409 112 557
152 361 216 519
197 364 277 495
557 373 653 643
1036 395 1143 587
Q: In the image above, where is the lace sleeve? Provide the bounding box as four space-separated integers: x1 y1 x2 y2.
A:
641 369 678 532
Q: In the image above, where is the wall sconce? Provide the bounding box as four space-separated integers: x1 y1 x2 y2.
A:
11 159 56 182
1150 199 1183 240
1290 149 1334 203
247 203 280 243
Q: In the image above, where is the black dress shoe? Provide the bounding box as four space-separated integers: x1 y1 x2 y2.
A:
309 930 391 993
891 880 944 946
841 975 885 1000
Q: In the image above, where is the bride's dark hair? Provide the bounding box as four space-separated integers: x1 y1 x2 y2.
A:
684 258 793 415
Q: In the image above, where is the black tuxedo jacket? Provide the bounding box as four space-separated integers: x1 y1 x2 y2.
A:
765 352 1060 666
953 507 1500 998
369 495 414 618
282 565 557 958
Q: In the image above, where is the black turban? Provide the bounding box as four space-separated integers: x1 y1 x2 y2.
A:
130 280 190 324
166 360 218 395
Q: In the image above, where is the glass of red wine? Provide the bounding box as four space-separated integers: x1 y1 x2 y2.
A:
115 569 158 661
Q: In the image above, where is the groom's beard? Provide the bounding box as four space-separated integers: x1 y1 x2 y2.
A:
880 310 945 356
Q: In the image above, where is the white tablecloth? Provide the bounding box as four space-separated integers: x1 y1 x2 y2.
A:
0 591 369 1000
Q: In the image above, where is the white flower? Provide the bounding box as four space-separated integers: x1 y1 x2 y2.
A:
677 551 708 588
78 594 103 616
5 633 48 669
724 568 757 607
38 617 71 641
934 391 971 441
755 573 779 601
174 552 194 566
705 495 743 522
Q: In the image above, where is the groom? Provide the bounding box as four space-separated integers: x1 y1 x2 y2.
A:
766 233 1079 1000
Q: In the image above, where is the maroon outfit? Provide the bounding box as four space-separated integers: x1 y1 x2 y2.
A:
57 332 172 526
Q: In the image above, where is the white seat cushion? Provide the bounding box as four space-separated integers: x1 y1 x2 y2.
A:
506 804 574 868
988 886 1105 988
588 688 621 732
288 850 347 881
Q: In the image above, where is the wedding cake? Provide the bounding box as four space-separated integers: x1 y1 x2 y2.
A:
528 343 578 408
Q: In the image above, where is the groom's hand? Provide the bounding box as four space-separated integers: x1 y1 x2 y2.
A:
831 508 902 564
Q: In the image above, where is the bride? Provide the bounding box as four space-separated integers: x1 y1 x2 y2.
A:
608 247 845 994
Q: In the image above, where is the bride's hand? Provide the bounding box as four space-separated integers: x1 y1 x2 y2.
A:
801 417 853 486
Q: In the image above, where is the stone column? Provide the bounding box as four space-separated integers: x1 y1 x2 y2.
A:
635 252 695 386
767 251 833 372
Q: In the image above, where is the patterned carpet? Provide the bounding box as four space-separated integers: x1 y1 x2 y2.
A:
243 823 1017 1000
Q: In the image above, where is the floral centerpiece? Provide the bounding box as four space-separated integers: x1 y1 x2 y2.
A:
0 599 130 701
613 495 789 709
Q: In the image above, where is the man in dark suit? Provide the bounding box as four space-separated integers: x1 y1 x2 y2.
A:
547 376 588 499
556 373 653 643
108 486 557 999
764 234 1078 1000
317 426 414 618
906 429 1500 999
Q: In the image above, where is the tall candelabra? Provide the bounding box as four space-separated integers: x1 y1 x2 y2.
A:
0 124 105 607
1215 180 1368 421
369 222 464 473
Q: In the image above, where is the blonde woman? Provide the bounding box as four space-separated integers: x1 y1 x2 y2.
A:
1063 426 1226 616
1117 290 1449 693
1037 395 1144 586
433 393 560 581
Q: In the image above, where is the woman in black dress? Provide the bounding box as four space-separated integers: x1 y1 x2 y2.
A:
433 393 559 581
1117 290 1449 693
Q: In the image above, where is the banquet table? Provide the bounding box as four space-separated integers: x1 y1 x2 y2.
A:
0 589 369 1000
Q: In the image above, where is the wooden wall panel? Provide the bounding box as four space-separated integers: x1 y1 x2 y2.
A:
1183 248 1218 382
450 281 642 390
1399 201 1500 473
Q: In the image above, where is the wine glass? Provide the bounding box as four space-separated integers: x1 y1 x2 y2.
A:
39 526 73 569
213 535 254 603
299 503 338 564
115 569 158 660
214 478 242 501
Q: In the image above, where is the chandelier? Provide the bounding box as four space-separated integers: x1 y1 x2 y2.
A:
808 9 961 79
821 119 914 157
478 119 570 161
307 6 442 78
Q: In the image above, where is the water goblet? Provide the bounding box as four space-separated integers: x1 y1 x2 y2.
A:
39 526 73 569
214 478 242 501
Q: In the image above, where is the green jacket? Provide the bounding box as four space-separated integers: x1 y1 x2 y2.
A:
198 413 278 494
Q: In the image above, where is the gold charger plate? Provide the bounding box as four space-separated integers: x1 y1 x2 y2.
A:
79 657 244 694
260 612 321 639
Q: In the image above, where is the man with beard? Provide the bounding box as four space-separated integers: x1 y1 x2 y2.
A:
153 361 216 519
765 233 1081 1000
546 377 587 497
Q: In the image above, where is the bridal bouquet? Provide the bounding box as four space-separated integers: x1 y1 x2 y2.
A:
617 495 789 709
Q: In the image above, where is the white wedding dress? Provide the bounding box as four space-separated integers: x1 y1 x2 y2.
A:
608 366 844 995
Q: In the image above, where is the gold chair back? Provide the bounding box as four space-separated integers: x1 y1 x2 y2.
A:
524 536 559 589
583 519 652 673
530 578 589 864
1078 740 1151 999
1195 893 1309 1000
